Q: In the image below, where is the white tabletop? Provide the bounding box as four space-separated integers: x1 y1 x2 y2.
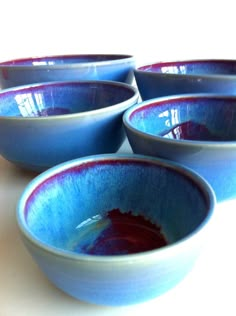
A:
1 139 236 315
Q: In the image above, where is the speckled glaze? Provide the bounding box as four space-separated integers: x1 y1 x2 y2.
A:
0 81 138 171
16 154 215 306
123 94 236 201
0 54 135 89
134 59 236 100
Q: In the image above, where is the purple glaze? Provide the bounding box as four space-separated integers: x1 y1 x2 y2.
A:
36 107 71 116
73 208 168 255
160 120 224 141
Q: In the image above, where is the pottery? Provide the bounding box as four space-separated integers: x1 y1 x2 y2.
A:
16 154 215 306
134 59 236 100
123 94 236 201
0 54 135 89
0 80 138 171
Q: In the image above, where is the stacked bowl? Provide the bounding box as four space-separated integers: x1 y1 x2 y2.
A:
1 54 232 306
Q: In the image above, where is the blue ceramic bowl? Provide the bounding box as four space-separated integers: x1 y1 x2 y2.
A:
0 54 135 89
0 80 138 171
16 154 215 306
134 59 236 100
123 94 236 202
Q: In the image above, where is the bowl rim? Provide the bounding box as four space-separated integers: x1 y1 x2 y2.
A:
16 153 216 264
0 54 134 69
0 80 139 121
123 93 236 148
135 58 236 79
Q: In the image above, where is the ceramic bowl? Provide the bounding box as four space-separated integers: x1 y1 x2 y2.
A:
0 80 138 171
0 54 135 89
123 94 236 202
16 154 215 306
134 59 236 100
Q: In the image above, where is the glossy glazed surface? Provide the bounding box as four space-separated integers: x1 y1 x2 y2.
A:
0 81 138 171
160 121 223 141
0 54 133 66
67 208 168 255
17 154 215 306
134 59 236 100
0 81 135 117
124 94 236 201
128 96 236 141
138 59 236 75
0 54 135 89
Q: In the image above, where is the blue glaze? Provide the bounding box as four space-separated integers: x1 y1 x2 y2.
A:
123 94 236 202
0 54 135 89
0 81 138 171
25 159 208 247
134 59 236 100
17 154 215 306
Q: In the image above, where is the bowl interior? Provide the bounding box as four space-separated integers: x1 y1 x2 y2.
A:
128 96 236 141
0 54 132 66
20 157 210 256
138 60 236 76
0 82 135 117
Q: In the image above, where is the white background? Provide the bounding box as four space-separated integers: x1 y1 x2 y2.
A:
1 0 236 64
1 1 236 315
